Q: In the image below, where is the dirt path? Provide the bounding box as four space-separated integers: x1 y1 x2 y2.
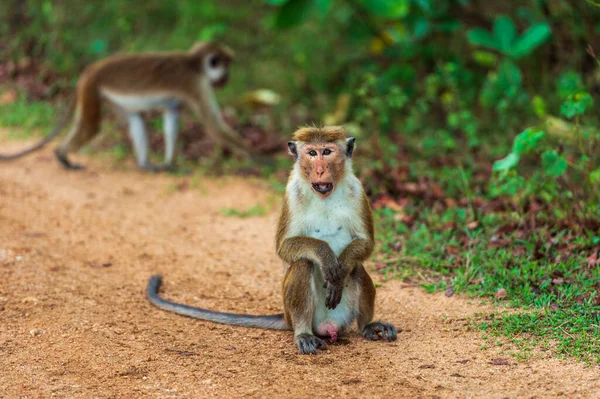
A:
1 140 599 398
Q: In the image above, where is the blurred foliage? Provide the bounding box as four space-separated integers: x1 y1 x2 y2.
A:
2 0 600 223
2 0 600 362
1 0 599 217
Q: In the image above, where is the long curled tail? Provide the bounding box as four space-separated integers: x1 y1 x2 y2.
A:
147 275 289 330
0 96 76 161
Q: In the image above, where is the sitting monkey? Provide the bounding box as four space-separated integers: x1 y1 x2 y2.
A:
148 125 398 354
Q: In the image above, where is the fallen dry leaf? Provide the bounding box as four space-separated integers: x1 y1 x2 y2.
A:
467 221 479 230
177 180 189 191
489 358 511 366
445 245 460 256
444 198 457 208
494 288 507 300
0 89 17 105
586 250 599 267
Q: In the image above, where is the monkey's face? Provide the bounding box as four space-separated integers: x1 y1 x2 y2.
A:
205 52 231 89
299 142 346 199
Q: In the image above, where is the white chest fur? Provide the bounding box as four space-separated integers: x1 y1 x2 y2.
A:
286 173 364 256
302 198 354 256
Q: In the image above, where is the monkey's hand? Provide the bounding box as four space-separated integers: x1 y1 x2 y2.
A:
322 259 346 309
324 280 345 310
322 258 346 286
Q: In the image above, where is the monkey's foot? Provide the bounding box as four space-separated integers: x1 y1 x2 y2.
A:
55 149 85 170
295 333 327 355
139 163 162 173
362 322 398 342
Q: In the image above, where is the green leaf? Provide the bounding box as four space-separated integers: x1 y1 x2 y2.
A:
557 71 585 99
532 95 546 117
498 60 522 87
357 0 409 18
541 151 567 177
510 23 551 59
89 39 108 54
198 23 227 40
467 28 502 52
560 92 594 119
472 50 498 66
512 128 546 155
493 15 517 52
493 152 520 172
274 0 314 29
589 169 600 184
264 0 288 4
414 0 431 13
315 0 334 17
414 18 430 38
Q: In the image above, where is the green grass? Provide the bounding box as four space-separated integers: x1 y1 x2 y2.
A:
0 95 57 139
220 204 269 218
375 200 600 363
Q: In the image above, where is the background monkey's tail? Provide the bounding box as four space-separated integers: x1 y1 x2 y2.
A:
147 275 289 330
0 96 76 161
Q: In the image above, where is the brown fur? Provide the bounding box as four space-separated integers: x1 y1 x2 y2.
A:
338 193 375 268
145 126 396 355
292 126 347 143
283 259 315 330
0 41 251 169
58 41 238 159
274 126 397 353
81 42 233 96
353 264 376 330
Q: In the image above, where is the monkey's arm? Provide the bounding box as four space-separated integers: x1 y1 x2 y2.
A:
338 237 374 272
325 194 375 309
190 78 253 158
277 236 341 280
338 194 375 275
278 235 347 311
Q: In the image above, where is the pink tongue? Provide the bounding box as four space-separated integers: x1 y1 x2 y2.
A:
326 325 338 342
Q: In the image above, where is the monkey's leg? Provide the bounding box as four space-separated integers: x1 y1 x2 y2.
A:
55 119 94 170
353 264 398 342
283 259 327 355
162 107 180 170
127 113 155 171
55 90 101 170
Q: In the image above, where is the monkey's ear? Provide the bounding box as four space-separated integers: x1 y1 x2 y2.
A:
287 141 298 160
346 137 356 158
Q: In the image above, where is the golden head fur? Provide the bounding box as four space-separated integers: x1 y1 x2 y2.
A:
292 126 347 143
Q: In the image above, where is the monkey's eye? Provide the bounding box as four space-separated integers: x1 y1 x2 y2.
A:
209 55 221 68
308 150 317 157
322 149 332 156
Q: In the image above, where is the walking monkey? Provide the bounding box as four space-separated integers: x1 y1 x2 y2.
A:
0 41 253 171
147 126 397 354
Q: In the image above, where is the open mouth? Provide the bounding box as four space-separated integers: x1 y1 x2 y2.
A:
312 182 333 194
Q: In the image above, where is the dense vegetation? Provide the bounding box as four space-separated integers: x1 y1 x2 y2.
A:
1 0 600 362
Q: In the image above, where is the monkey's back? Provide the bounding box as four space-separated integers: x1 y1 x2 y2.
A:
79 53 199 98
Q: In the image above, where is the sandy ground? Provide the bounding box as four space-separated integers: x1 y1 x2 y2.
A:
1 139 599 398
